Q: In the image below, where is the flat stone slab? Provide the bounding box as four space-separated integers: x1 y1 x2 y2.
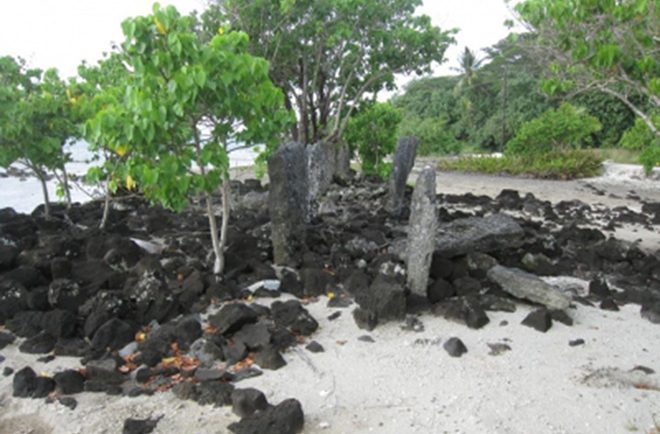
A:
435 213 523 258
487 265 571 310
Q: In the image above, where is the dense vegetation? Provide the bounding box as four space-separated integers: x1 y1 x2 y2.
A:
1 0 658 241
394 0 658 174
0 0 452 276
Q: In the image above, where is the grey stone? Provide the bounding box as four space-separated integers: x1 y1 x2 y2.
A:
254 346 287 370
189 338 224 367
641 301 660 324
355 274 406 323
388 137 418 217
334 142 352 181
237 191 268 212
231 388 269 418
521 253 559 276
306 141 336 217
436 214 524 258
406 167 438 298
569 339 585 347
305 341 324 353
487 343 511 356
487 265 571 310
268 142 308 266
443 337 468 357
521 308 553 332
228 398 304 434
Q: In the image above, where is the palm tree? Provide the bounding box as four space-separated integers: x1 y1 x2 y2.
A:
452 47 484 91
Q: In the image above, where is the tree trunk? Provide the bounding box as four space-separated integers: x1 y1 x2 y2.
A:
205 192 223 275
35 168 51 219
600 86 659 136
217 175 231 275
100 189 111 230
60 165 72 208
285 94 299 141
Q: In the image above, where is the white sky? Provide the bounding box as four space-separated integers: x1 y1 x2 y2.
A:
0 0 517 82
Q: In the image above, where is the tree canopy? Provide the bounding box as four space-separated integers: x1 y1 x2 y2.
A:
0 56 77 217
86 4 290 273
204 0 455 144
514 0 659 135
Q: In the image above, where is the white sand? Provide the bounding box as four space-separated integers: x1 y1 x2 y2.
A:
1 292 659 434
1 161 659 433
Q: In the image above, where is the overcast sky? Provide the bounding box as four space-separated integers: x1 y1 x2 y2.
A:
0 0 517 83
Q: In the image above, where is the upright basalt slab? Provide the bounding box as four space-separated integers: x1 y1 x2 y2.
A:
406 167 438 298
268 142 308 266
387 137 418 217
306 141 336 219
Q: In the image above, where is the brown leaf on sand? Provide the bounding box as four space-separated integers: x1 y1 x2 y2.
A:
230 353 255 372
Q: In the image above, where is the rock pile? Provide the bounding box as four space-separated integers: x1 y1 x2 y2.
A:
1 156 659 432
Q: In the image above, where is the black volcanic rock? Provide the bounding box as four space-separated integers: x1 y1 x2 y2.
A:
443 337 468 357
229 398 304 434
521 309 553 332
208 304 258 335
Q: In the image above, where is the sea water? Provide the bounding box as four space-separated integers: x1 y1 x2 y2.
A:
0 140 258 213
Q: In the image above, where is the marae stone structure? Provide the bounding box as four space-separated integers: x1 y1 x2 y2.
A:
406 166 438 298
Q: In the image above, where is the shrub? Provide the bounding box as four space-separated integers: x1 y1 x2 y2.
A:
505 103 602 156
619 117 657 151
640 142 660 175
619 115 660 174
398 115 461 156
345 102 401 178
438 149 603 179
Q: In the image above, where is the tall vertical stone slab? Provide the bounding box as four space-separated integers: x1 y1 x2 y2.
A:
334 142 352 182
388 136 418 217
406 166 438 298
306 141 336 219
268 142 308 266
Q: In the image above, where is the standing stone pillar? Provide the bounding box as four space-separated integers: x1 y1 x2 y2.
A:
334 141 352 182
406 166 438 298
268 142 308 266
387 136 418 217
306 141 336 220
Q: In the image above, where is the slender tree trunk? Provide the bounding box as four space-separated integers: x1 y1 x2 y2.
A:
501 64 508 151
217 175 231 275
205 192 223 274
100 188 111 230
60 165 72 208
284 93 299 141
35 168 51 219
192 124 225 275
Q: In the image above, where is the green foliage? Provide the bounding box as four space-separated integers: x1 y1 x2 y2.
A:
398 116 460 156
571 91 635 146
620 115 660 173
393 33 555 152
0 56 78 214
345 102 401 178
506 103 602 156
619 116 659 151
84 4 290 273
515 0 659 136
87 3 290 212
439 150 603 180
639 140 660 174
205 0 455 144
75 53 133 195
